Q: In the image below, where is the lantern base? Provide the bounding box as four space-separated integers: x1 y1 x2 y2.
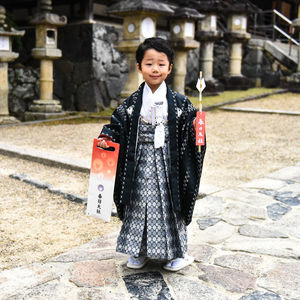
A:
221 75 251 90
25 99 65 121
281 72 300 93
0 115 20 125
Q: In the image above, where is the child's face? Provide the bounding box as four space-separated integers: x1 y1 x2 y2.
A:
137 49 172 93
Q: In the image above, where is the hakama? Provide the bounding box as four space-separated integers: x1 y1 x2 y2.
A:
116 123 187 260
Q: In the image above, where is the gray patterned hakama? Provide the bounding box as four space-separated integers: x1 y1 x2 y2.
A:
116 123 187 260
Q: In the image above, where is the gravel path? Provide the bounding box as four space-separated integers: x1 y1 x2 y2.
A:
0 93 299 270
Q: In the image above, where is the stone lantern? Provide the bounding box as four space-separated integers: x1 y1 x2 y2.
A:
223 2 251 90
170 7 204 95
196 1 224 94
25 0 67 121
0 6 24 124
107 0 173 99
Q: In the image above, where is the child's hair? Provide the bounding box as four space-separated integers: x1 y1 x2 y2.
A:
136 37 174 69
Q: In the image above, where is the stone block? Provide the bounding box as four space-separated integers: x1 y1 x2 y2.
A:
188 244 217 263
214 253 263 276
123 272 173 300
239 291 281 300
198 264 256 293
77 287 127 300
69 260 118 287
267 203 291 221
222 202 266 225
10 281 77 300
193 196 226 218
270 209 300 239
223 235 300 259
0 263 58 299
238 224 288 239
189 221 236 244
167 275 230 300
240 178 286 190
197 217 221 230
215 188 274 207
257 261 300 299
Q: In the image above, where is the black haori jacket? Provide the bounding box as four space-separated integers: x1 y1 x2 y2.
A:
100 82 206 225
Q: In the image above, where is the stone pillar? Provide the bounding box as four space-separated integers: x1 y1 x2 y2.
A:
173 50 187 95
196 13 224 94
25 0 67 121
107 0 173 99
170 8 204 95
223 13 251 90
0 6 25 124
295 19 300 73
244 38 264 87
229 42 243 76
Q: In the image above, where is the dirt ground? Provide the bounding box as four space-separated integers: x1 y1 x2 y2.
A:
0 93 299 270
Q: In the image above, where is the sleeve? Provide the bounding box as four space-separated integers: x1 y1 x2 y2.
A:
98 102 129 221
179 97 206 225
99 103 127 143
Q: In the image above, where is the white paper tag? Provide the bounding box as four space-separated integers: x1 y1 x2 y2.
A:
154 123 165 148
155 101 164 123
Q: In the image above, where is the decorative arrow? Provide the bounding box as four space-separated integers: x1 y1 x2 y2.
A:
195 71 206 152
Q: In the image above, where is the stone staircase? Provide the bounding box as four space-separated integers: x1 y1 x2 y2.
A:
264 39 298 69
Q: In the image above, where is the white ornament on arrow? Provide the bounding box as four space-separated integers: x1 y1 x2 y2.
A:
196 78 206 93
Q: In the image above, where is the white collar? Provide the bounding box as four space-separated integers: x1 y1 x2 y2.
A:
143 81 167 102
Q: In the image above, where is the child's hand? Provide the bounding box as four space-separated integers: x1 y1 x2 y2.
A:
192 118 196 133
97 137 111 148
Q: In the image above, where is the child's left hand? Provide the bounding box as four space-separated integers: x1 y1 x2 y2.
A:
192 118 196 133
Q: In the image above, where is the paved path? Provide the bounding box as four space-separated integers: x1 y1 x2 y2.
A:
0 162 299 300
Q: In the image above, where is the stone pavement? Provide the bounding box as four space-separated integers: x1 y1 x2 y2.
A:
0 163 300 300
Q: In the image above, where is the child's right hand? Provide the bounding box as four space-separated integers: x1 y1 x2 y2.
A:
97 137 110 148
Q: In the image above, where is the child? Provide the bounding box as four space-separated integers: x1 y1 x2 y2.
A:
98 37 206 271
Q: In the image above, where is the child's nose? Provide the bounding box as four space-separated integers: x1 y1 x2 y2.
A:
152 64 159 72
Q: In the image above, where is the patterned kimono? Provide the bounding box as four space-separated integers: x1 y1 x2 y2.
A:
100 82 206 259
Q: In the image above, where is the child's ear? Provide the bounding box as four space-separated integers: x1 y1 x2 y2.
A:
137 63 142 73
168 64 173 74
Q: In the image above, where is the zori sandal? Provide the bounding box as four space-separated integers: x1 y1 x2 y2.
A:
127 256 149 269
163 254 194 272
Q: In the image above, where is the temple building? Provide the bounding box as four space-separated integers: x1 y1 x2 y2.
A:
1 0 299 121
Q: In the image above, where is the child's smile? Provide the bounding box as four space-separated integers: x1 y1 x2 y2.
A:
137 49 172 93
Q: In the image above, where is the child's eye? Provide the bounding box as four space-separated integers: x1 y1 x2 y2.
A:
146 63 152 66
159 64 165 66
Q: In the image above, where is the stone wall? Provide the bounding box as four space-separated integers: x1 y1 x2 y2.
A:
8 22 128 120
8 67 39 121
54 23 127 112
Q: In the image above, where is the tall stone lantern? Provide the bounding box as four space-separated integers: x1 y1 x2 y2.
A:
106 0 173 99
25 0 67 121
169 8 204 95
0 6 24 124
223 3 251 90
195 1 224 94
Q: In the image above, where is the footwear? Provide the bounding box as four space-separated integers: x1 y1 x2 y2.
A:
127 256 149 269
163 254 194 272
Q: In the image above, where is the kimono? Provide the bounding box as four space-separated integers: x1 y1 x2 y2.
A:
100 82 206 258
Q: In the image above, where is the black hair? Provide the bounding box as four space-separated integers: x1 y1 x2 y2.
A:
136 37 174 68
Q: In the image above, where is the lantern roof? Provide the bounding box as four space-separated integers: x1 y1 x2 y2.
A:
171 7 205 20
0 5 25 37
107 0 174 16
